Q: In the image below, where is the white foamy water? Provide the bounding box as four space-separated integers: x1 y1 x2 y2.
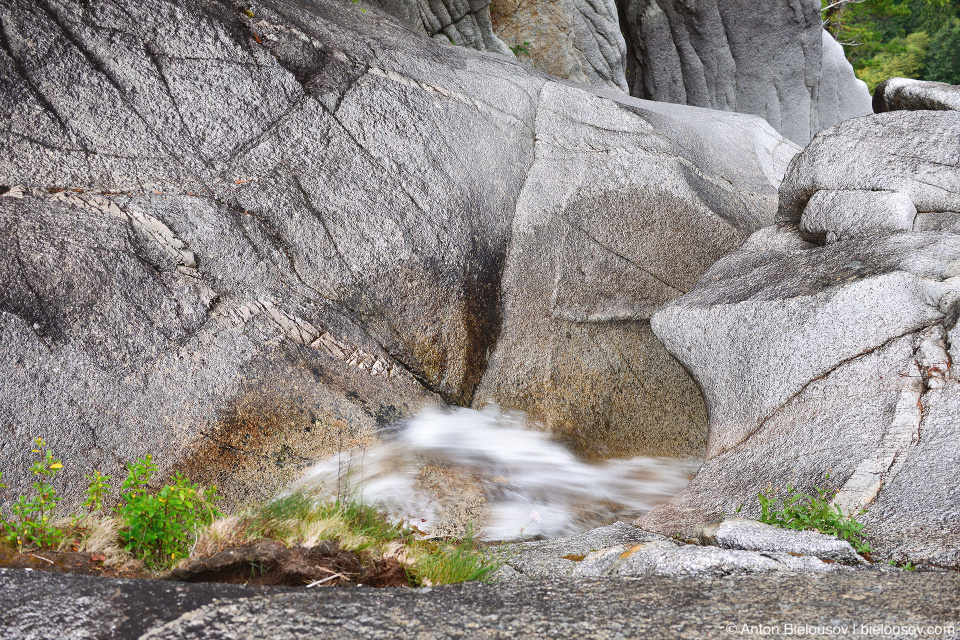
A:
289 405 701 540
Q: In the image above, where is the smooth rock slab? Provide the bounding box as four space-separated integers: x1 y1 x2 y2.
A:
801 189 917 242
572 540 863 578
696 518 866 565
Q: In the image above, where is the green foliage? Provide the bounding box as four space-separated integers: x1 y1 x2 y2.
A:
247 491 500 585
411 540 500 585
115 455 221 569
83 470 111 513
925 18 960 83
858 30 930 90
823 0 960 86
509 41 531 56
755 477 872 554
823 0 912 65
0 447 495 585
1 438 65 551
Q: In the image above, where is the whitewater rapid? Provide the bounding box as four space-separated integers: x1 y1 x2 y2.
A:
290 405 700 540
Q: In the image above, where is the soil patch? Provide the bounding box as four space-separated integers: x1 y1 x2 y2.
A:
0 540 409 588
0 545 148 579
165 539 409 587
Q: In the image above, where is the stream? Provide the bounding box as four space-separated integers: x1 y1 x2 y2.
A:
290 405 700 540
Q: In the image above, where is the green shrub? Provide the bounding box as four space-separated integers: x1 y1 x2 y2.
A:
1 438 65 550
115 455 221 569
752 477 871 554
856 30 930 91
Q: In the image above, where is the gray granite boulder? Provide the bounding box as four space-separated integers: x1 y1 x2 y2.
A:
623 0 873 145
638 112 960 567
0 0 797 505
874 77 960 113
640 225 960 568
779 111 960 225
696 518 865 565
490 0 628 92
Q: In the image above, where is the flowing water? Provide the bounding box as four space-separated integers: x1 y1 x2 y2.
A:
290 405 701 540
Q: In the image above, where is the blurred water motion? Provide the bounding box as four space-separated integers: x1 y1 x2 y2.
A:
290 405 701 540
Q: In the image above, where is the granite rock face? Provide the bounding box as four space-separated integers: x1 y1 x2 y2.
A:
779 111 960 224
623 0 873 145
0 0 797 504
492 521 666 580
471 97 798 457
874 77 960 113
490 0 629 92
368 0 514 55
640 113 960 569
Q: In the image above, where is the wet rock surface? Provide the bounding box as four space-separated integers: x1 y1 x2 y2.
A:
2 567 958 639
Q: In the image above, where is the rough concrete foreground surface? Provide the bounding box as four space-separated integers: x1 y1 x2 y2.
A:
2 568 958 640
0 0 798 505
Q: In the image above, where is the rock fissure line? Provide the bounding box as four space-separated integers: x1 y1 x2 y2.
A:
560 215 687 295
718 325 932 460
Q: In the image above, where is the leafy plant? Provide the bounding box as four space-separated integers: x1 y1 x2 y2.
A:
115 455 221 569
509 41 531 56
857 30 930 91
83 470 111 513
1 438 65 551
754 476 871 554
